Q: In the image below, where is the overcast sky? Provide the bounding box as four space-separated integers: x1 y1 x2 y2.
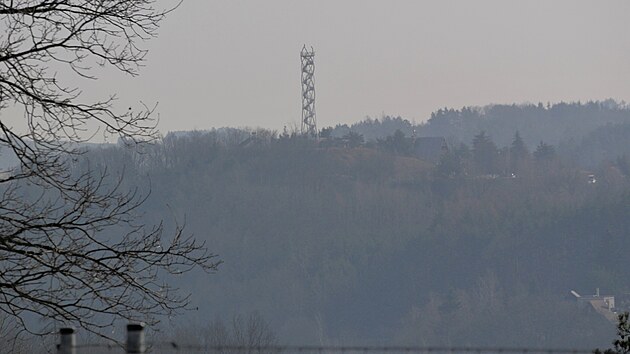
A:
88 0 630 134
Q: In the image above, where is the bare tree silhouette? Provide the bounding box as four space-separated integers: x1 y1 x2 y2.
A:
0 0 220 338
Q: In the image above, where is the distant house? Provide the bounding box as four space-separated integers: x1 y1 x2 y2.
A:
413 137 449 162
571 289 617 323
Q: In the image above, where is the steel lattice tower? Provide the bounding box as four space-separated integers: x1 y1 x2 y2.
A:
301 45 317 137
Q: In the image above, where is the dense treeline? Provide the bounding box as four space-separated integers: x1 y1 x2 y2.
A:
332 100 630 167
71 106 630 348
5 101 623 349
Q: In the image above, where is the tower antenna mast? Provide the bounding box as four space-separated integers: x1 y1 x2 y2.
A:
301 45 317 137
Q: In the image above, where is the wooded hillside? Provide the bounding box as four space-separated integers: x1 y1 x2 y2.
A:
75 101 630 347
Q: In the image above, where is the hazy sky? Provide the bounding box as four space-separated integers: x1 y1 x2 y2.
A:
74 1 630 134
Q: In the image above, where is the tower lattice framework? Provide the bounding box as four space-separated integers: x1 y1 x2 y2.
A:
301 45 317 137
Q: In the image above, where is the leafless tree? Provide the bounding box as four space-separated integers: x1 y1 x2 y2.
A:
0 0 220 339
161 313 279 354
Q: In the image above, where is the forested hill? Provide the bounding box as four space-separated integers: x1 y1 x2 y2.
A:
79 108 630 347
332 100 630 150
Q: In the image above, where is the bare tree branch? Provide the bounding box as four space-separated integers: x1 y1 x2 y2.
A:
0 0 218 338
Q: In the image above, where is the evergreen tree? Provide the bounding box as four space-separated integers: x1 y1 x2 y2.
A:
343 131 364 148
436 151 463 178
510 131 529 172
472 131 499 174
534 141 556 161
320 127 333 139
